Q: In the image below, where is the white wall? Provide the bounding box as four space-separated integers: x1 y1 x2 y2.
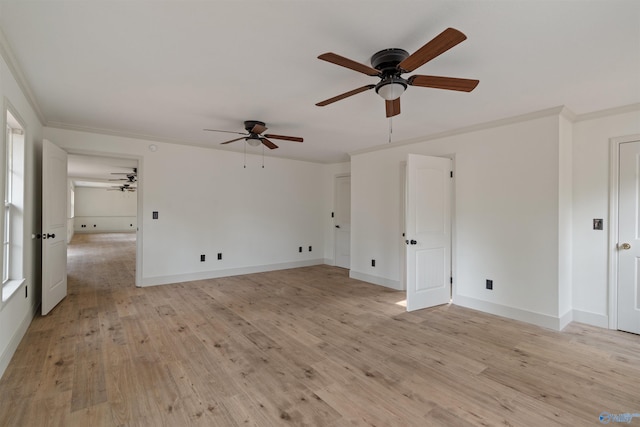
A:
43 127 332 286
558 114 573 327
0 52 43 378
572 106 640 327
351 110 566 328
349 104 640 330
74 186 137 233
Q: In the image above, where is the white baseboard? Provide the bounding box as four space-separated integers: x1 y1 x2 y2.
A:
75 229 136 234
558 309 573 330
453 294 565 331
349 271 403 291
571 309 609 329
140 259 326 287
0 305 35 379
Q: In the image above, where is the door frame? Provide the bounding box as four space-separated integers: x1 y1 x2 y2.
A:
64 148 144 287
608 133 640 329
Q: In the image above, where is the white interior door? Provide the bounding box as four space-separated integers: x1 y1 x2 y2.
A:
42 140 68 315
618 140 640 334
405 154 451 311
334 175 351 269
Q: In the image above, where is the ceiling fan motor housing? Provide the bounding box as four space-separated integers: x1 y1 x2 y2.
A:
371 49 410 98
244 120 265 132
371 48 409 72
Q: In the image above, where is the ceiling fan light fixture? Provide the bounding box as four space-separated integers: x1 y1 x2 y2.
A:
246 136 262 147
375 77 407 101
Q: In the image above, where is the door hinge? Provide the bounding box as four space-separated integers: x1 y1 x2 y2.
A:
450 276 453 284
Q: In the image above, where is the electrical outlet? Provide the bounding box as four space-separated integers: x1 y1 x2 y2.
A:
308 246 312 252
200 254 205 262
299 246 302 253
486 279 493 290
152 211 159 219
217 253 222 260
371 259 376 267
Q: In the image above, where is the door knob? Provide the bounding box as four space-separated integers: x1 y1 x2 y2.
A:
44 233 55 239
335 225 340 228
619 243 631 250
410 240 417 245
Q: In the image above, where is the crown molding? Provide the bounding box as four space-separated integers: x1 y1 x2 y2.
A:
349 103 640 158
574 103 640 122
0 27 46 125
349 106 568 157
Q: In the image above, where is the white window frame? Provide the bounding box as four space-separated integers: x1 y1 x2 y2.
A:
2 106 26 305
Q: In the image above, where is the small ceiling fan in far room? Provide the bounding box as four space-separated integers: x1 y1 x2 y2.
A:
110 167 137 183
316 27 479 117
204 120 303 149
108 183 136 192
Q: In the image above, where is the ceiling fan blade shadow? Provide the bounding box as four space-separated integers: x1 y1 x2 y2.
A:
408 75 479 92
318 53 380 76
316 84 375 107
398 28 467 72
263 134 303 142
261 138 278 149
385 98 401 118
220 137 247 145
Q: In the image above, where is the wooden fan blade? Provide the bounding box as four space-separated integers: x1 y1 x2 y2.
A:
408 75 479 92
263 134 303 142
204 129 247 135
386 98 401 118
250 124 268 134
316 84 375 106
261 138 278 149
398 28 467 72
220 137 247 145
318 53 380 76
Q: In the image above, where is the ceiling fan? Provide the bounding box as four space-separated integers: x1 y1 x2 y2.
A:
316 27 479 117
110 167 137 183
204 120 303 149
108 183 136 192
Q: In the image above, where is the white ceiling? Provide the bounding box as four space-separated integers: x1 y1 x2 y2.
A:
0 1 639 165
67 154 137 189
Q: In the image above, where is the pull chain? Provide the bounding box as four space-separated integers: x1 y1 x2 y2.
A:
243 140 247 168
262 145 265 168
388 117 393 143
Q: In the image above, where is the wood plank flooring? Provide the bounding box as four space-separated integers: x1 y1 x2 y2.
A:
1 233 639 426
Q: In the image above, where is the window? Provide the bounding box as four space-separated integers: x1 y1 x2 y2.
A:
2 108 25 303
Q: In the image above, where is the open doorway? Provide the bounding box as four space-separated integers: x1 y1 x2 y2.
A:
67 154 139 286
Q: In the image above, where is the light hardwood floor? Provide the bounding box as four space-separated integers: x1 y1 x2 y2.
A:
1 233 639 426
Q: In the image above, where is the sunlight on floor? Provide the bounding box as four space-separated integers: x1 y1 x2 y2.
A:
395 299 407 307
